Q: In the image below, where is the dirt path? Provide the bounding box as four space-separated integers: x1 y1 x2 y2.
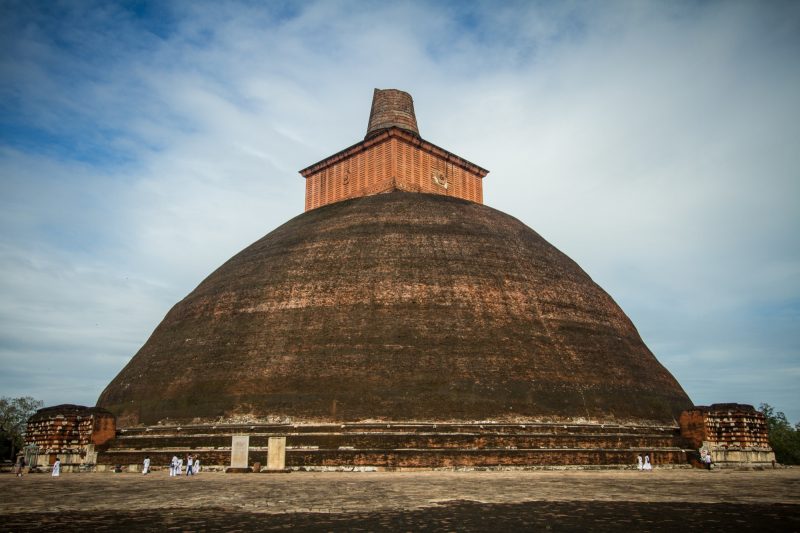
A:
2 469 798 531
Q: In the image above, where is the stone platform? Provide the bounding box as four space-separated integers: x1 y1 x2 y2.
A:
96 421 691 471
1 469 797 531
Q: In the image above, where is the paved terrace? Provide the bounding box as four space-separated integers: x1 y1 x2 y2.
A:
1 468 799 531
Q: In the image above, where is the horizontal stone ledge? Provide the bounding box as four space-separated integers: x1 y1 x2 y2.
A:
284 447 687 453
112 432 682 439
98 445 687 454
117 423 680 432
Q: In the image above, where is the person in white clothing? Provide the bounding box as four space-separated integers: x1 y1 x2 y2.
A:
143 456 151 475
643 454 653 471
51 458 61 477
193 457 200 474
636 455 643 471
170 455 178 477
177 457 183 476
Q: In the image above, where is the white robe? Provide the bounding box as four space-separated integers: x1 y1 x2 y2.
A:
52 460 61 477
636 456 643 471
194 459 200 474
170 456 178 476
143 458 150 474
177 458 183 475
643 456 653 471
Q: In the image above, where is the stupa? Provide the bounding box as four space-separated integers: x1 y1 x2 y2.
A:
92 89 701 469
98 89 690 427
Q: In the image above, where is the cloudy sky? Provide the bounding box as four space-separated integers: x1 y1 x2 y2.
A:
1 0 798 423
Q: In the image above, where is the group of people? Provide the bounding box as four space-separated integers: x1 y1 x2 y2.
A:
636 450 713 470
13 456 60 477
636 454 653 471
16 454 201 477
167 454 201 476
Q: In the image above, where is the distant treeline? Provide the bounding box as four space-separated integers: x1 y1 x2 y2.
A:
760 403 800 465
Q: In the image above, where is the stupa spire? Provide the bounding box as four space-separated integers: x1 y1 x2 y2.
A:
365 88 419 139
300 89 487 211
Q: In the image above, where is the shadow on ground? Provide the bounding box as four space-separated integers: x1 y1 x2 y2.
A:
2 500 799 532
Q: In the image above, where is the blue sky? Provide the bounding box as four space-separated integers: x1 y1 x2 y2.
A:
1 0 798 423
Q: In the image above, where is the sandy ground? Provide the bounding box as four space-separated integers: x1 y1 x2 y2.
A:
1 468 798 531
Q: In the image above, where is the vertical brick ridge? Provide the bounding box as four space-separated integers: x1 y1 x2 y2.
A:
366 88 419 139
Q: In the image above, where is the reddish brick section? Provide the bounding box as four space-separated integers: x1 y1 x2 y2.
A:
97 192 691 427
90 410 117 446
679 403 770 449
679 403 775 467
302 128 487 210
26 404 116 454
300 89 488 211
365 88 419 139
679 409 707 448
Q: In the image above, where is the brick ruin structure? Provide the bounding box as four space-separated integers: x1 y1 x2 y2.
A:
680 403 775 467
24 405 115 472
81 89 773 471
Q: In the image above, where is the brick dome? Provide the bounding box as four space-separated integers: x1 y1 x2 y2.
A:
97 192 691 426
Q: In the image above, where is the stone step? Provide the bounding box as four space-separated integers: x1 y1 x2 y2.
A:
105 433 684 451
97 447 690 469
116 422 681 438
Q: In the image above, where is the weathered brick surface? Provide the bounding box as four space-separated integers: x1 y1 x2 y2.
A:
301 89 487 210
98 192 691 427
97 449 690 470
679 403 774 466
106 433 682 451
26 405 116 453
285 448 689 469
365 88 419 138
112 422 683 437
679 404 770 449
97 421 689 469
301 128 486 210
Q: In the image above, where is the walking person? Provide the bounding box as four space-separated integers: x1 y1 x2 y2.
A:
643 454 653 471
193 456 201 475
177 456 183 476
636 454 643 471
14 455 25 477
51 458 61 477
186 454 193 476
170 455 178 477
143 456 151 475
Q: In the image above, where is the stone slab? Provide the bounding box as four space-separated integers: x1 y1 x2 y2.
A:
230 435 249 469
267 437 286 471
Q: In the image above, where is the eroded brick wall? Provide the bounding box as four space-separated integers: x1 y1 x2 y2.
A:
365 89 419 138
26 405 116 454
679 403 774 465
98 422 689 469
680 404 770 449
